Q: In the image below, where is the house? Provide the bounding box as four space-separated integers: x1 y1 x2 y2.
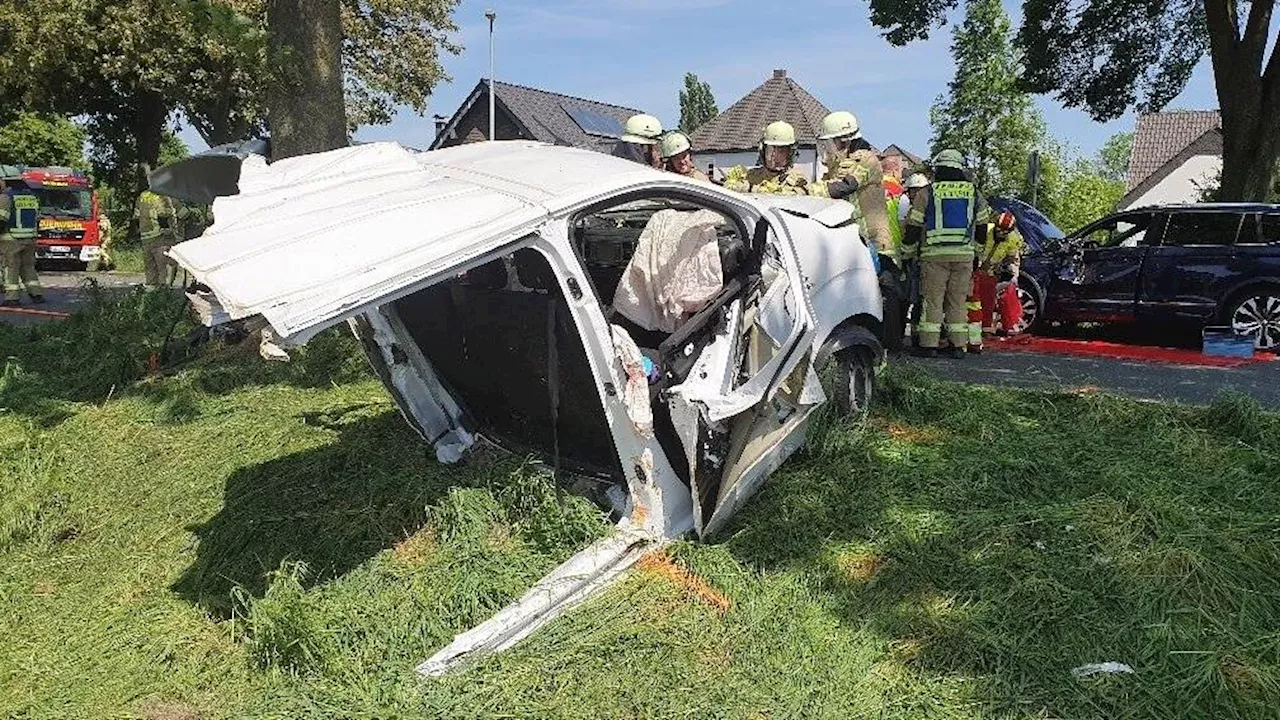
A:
430 79 644 153
1121 110 1222 209
878 144 924 179
689 70 835 180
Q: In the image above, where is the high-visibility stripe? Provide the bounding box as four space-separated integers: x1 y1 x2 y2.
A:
918 321 942 333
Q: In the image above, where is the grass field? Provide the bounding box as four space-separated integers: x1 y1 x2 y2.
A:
2 290 1279 718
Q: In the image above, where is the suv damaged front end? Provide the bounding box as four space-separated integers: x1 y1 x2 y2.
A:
165 141 882 674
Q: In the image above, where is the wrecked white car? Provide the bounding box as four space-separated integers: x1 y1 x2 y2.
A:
164 141 882 673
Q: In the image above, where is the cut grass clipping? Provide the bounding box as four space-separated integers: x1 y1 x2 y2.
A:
3 291 1280 718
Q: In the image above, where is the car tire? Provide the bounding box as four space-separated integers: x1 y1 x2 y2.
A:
1224 285 1280 351
829 347 875 419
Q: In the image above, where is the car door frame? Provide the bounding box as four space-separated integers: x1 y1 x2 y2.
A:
1138 209 1246 322
561 183 817 538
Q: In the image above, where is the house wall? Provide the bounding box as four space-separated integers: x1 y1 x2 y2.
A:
694 148 824 182
1122 154 1222 209
437 104 528 148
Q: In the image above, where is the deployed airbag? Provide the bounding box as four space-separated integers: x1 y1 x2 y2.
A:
612 209 725 333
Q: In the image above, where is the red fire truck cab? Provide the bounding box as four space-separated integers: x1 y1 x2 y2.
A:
21 167 103 270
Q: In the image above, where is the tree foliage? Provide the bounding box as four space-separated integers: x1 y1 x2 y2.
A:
928 0 1046 195
678 73 719 133
866 0 1280 202
1032 143 1125 234
0 114 87 169
1098 131 1134 184
0 0 460 184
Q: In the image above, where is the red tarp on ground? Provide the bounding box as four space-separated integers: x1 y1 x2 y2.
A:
990 335 1277 368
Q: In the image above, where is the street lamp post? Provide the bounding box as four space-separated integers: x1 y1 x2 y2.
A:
486 9 496 142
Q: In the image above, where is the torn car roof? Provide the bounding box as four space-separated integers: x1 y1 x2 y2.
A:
169 141 661 342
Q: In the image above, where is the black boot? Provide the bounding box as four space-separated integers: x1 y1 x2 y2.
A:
29 294 46 304
912 346 937 358
944 346 967 359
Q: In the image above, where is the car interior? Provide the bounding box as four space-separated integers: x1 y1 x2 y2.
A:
393 248 624 480
388 193 781 511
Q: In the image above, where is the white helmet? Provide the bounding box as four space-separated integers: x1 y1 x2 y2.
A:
905 173 931 189
659 131 692 160
620 114 663 144
818 110 861 140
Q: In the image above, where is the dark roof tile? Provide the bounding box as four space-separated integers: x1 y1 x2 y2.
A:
689 70 832 153
434 79 645 153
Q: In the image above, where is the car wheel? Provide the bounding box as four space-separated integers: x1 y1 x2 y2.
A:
1227 288 1280 351
829 347 875 419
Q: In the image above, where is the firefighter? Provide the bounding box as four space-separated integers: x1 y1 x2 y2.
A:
135 186 183 287
659 132 710 182
96 212 114 271
966 210 1025 350
724 121 861 199
612 114 664 169
903 149 987 358
0 174 45 305
901 173 932 343
816 111 902 349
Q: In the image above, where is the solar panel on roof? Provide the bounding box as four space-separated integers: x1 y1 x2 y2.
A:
564 105 624 138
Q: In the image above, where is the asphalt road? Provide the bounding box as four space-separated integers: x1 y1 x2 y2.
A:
906 348 1280 409
0 270 146 326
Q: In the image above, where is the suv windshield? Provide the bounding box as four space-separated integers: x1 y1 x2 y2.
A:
35 187 91 218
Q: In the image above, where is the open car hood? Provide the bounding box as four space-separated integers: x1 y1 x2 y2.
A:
168 142 552 344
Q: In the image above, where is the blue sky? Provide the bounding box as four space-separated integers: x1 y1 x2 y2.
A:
182 0 1227 159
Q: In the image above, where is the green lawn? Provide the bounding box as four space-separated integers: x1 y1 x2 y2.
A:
2 292 1278 718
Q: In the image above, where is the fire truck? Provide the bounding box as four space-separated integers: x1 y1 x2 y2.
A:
15 167 104 270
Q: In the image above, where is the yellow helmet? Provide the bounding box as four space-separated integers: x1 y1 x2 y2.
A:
659 131 692 159
818 110 860 140
905 173 931 189
620 114 663 144
762 121 797 146
932 149 966 170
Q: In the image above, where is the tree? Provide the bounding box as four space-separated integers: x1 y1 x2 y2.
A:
265 0 348 159
928 0 1047 196
678 73 719 133
0 114 87 168
0 0 461 179
1052 160 1126 233
1097 132 1133 184
866 0 1279 202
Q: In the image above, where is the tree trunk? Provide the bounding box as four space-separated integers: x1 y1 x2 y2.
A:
265 0 347 161
1205 0 1279 201
136 91 168 171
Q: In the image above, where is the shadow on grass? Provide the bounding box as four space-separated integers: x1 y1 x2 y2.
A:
715 366 1280 718
171 407 484 619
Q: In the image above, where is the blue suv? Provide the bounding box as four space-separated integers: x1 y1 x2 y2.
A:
989 199 1280 351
